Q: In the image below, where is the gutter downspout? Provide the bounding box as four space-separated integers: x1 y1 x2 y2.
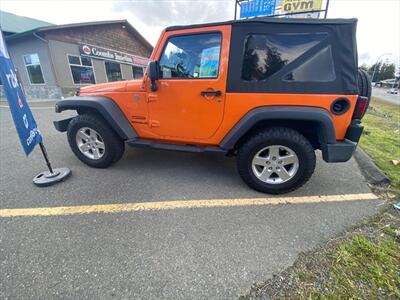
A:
33 32 48 43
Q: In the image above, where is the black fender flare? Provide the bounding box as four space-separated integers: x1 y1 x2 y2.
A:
54 96 137 140
219 106 336 150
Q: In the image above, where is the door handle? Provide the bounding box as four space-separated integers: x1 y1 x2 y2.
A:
200 90 222 97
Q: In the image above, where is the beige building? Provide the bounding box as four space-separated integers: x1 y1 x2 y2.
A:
1 11 153 100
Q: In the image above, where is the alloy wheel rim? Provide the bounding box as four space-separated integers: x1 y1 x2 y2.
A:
75 127 105 160
251 145 299 184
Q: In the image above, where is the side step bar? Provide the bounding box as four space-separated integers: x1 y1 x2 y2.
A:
126 139 227 154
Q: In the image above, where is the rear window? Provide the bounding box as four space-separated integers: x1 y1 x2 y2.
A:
241 33 329 82
283 46 336 82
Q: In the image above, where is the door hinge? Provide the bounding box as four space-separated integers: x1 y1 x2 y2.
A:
149 120 160 127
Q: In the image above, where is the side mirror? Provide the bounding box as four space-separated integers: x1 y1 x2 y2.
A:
148 61 159 92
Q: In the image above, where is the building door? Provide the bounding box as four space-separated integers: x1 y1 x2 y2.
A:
148 30 228 140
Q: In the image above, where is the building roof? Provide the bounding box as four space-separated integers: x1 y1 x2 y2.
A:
0 11 54 34
5 19 153 51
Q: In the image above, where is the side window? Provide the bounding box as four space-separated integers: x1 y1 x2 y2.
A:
283 46 336 82
159 32 222 79
132 66 144 79
105 61 123 82
24 53 45 84
241 33 328 81
68 55 96 84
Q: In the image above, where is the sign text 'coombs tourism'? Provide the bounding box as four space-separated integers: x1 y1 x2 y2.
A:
79 44 149 66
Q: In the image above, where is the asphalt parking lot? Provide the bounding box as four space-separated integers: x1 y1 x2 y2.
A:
0 102 384 299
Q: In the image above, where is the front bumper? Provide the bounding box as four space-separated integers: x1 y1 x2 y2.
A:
53 117 74 132
322 121 363 163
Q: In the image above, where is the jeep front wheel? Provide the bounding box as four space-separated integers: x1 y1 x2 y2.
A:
237 127 316 194
67 114 125 168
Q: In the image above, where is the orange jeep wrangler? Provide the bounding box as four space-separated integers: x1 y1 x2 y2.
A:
54 17 371 194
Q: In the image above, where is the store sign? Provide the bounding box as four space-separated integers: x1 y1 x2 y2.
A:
79 44 149 66
240 0 276 19
281 0 322 13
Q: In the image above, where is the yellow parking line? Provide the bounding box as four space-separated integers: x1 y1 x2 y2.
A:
0 193 379 218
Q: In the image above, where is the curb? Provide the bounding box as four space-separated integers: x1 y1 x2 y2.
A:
353 148 391 186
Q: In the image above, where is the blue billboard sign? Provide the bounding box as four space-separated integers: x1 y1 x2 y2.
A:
240 0 276 19
0 31 42 156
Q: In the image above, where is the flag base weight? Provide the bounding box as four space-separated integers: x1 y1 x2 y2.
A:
33 167 71 187
33 142 71 187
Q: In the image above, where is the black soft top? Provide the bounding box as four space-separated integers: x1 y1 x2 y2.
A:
166 17 357 31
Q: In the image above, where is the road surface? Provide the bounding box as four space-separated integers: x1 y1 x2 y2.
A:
372 87 400 104
0 102 384 299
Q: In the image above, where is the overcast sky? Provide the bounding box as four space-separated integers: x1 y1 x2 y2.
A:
1 0 399 66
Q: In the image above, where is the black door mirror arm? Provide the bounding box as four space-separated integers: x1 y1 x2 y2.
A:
147 61 159 92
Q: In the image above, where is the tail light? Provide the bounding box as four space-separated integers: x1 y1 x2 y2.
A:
352 96 369 120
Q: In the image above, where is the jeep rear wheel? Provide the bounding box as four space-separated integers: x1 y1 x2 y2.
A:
237 127 316 194
67 114 125 168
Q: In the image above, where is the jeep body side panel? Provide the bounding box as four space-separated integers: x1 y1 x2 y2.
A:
54 96 137 140
220 106 336 149
210 93 358 145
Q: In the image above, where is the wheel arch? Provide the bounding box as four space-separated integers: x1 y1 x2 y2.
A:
54 96 137 140
220 106 337 151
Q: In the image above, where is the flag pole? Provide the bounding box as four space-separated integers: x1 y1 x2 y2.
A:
15 68 55 175
15 69 71 186
39 142 54 174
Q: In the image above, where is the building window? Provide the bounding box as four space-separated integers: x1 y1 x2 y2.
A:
132 66 144 79
23 53 45 84
241 33 328 81
105 62 123 82
68 55 96 85
159 32 222 79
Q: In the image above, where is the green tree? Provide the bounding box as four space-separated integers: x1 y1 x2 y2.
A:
368 62 396 82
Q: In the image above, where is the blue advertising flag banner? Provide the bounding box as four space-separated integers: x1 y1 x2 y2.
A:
0 31 42 155
240 0 276 19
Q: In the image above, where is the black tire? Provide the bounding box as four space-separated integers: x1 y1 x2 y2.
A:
358 69 372 101
67 114 125 168
237 127 316 194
